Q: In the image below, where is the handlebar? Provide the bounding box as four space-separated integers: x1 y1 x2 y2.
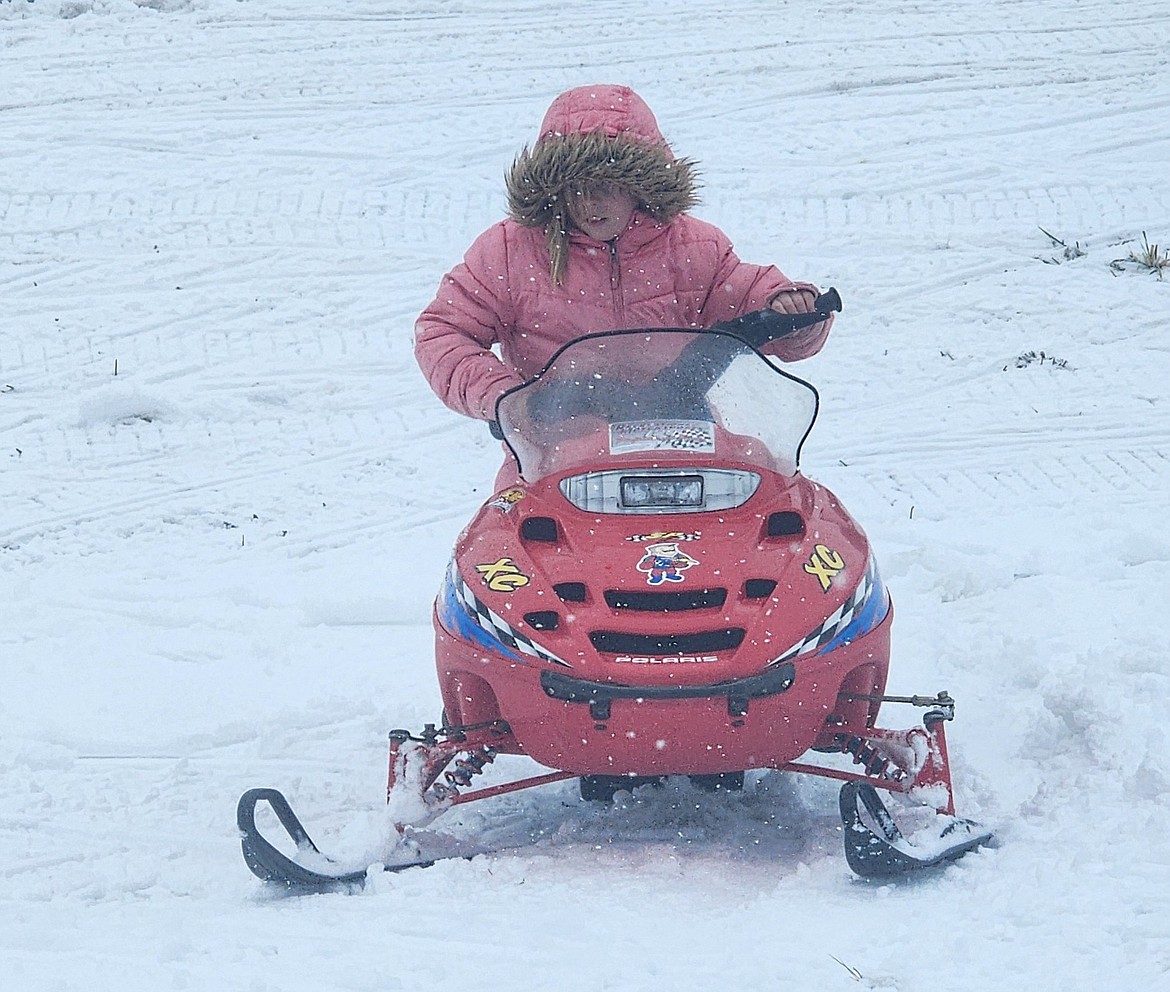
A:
712 287 841 349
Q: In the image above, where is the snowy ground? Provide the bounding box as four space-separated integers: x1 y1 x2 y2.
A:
3 1 1169 989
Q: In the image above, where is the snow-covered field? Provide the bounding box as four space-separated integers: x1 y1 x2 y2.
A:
3 1 1169 988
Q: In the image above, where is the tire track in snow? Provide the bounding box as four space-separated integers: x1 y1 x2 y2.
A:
818 417 1170 509
1 408 483 554
3 184 1165 256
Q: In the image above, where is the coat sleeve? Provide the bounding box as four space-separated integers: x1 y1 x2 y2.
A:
694 224 832 363
413 223 527 421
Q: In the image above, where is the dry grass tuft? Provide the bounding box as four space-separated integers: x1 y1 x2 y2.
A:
1038 227 1086 263
1111 231 1169 279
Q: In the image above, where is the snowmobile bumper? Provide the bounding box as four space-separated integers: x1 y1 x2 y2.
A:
538 660 796 720
435 602 893 777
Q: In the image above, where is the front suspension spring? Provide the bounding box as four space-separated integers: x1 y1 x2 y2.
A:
834 734 907 783
444 746 498 788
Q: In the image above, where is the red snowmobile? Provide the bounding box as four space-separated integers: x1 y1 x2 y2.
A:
238 291 992 888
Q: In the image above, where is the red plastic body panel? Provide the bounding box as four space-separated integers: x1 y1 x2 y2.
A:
437 605 890 775
433 454 894 778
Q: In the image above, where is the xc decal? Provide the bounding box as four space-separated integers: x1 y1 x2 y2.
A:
804 544 845 592
475 557 531 592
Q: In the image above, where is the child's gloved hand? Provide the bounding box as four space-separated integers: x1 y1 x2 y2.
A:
768 288 819 316
769 288 831 335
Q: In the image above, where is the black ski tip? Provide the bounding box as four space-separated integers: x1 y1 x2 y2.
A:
237 788 436 893
839 781 993 879
237 788 367 892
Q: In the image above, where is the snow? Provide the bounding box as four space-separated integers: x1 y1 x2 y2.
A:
2 0 1169 988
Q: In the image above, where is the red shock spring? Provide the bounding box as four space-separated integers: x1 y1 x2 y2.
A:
443 746 498 788
834 734 907 783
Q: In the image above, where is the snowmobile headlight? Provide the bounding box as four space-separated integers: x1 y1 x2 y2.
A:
560 468 759 514
619 474 703 509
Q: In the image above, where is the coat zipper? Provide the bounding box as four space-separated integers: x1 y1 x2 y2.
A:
608 239 625 323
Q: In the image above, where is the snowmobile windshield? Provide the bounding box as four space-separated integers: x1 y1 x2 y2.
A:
495 328 819 483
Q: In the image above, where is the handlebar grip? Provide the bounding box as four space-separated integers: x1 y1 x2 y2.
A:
712 287 842 348
814 287 842 315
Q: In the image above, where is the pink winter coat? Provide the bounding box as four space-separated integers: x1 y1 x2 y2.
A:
414 85 831 422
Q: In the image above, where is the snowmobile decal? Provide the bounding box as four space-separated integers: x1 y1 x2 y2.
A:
625 530 701 543
475 557 531 592
635 541 699 585
609 419 716 454
804 543 846 591
438 561 568 667
487 487 526 513
613 654 719 665
772 556 889 664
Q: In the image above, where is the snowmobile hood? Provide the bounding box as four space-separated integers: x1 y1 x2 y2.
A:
439 476 889 688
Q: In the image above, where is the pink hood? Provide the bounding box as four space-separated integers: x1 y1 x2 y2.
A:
536 84 672 151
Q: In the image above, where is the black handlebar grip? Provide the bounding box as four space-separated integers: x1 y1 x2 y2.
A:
814 287 842 315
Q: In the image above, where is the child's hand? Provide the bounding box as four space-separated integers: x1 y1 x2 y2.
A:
769 288 832 335
768 288 819 315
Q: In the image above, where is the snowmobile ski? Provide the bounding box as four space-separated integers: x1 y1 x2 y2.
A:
237 788 432 892
839 781 992 878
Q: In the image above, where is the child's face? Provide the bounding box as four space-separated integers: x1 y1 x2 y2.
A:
565 182 637 243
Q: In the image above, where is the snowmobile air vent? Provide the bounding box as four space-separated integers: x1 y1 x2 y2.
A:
588 628 746 655
521 516 559 542
524 611 559 631
554 582 588 603
604 588 727 612
743 578 778 599
766 511 804 537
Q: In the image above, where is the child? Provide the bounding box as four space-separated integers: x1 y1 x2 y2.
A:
414 83 833 423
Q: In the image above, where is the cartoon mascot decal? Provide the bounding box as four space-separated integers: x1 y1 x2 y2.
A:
636 541 699 585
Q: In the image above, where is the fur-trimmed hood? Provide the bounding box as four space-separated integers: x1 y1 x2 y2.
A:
506 85 700 284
